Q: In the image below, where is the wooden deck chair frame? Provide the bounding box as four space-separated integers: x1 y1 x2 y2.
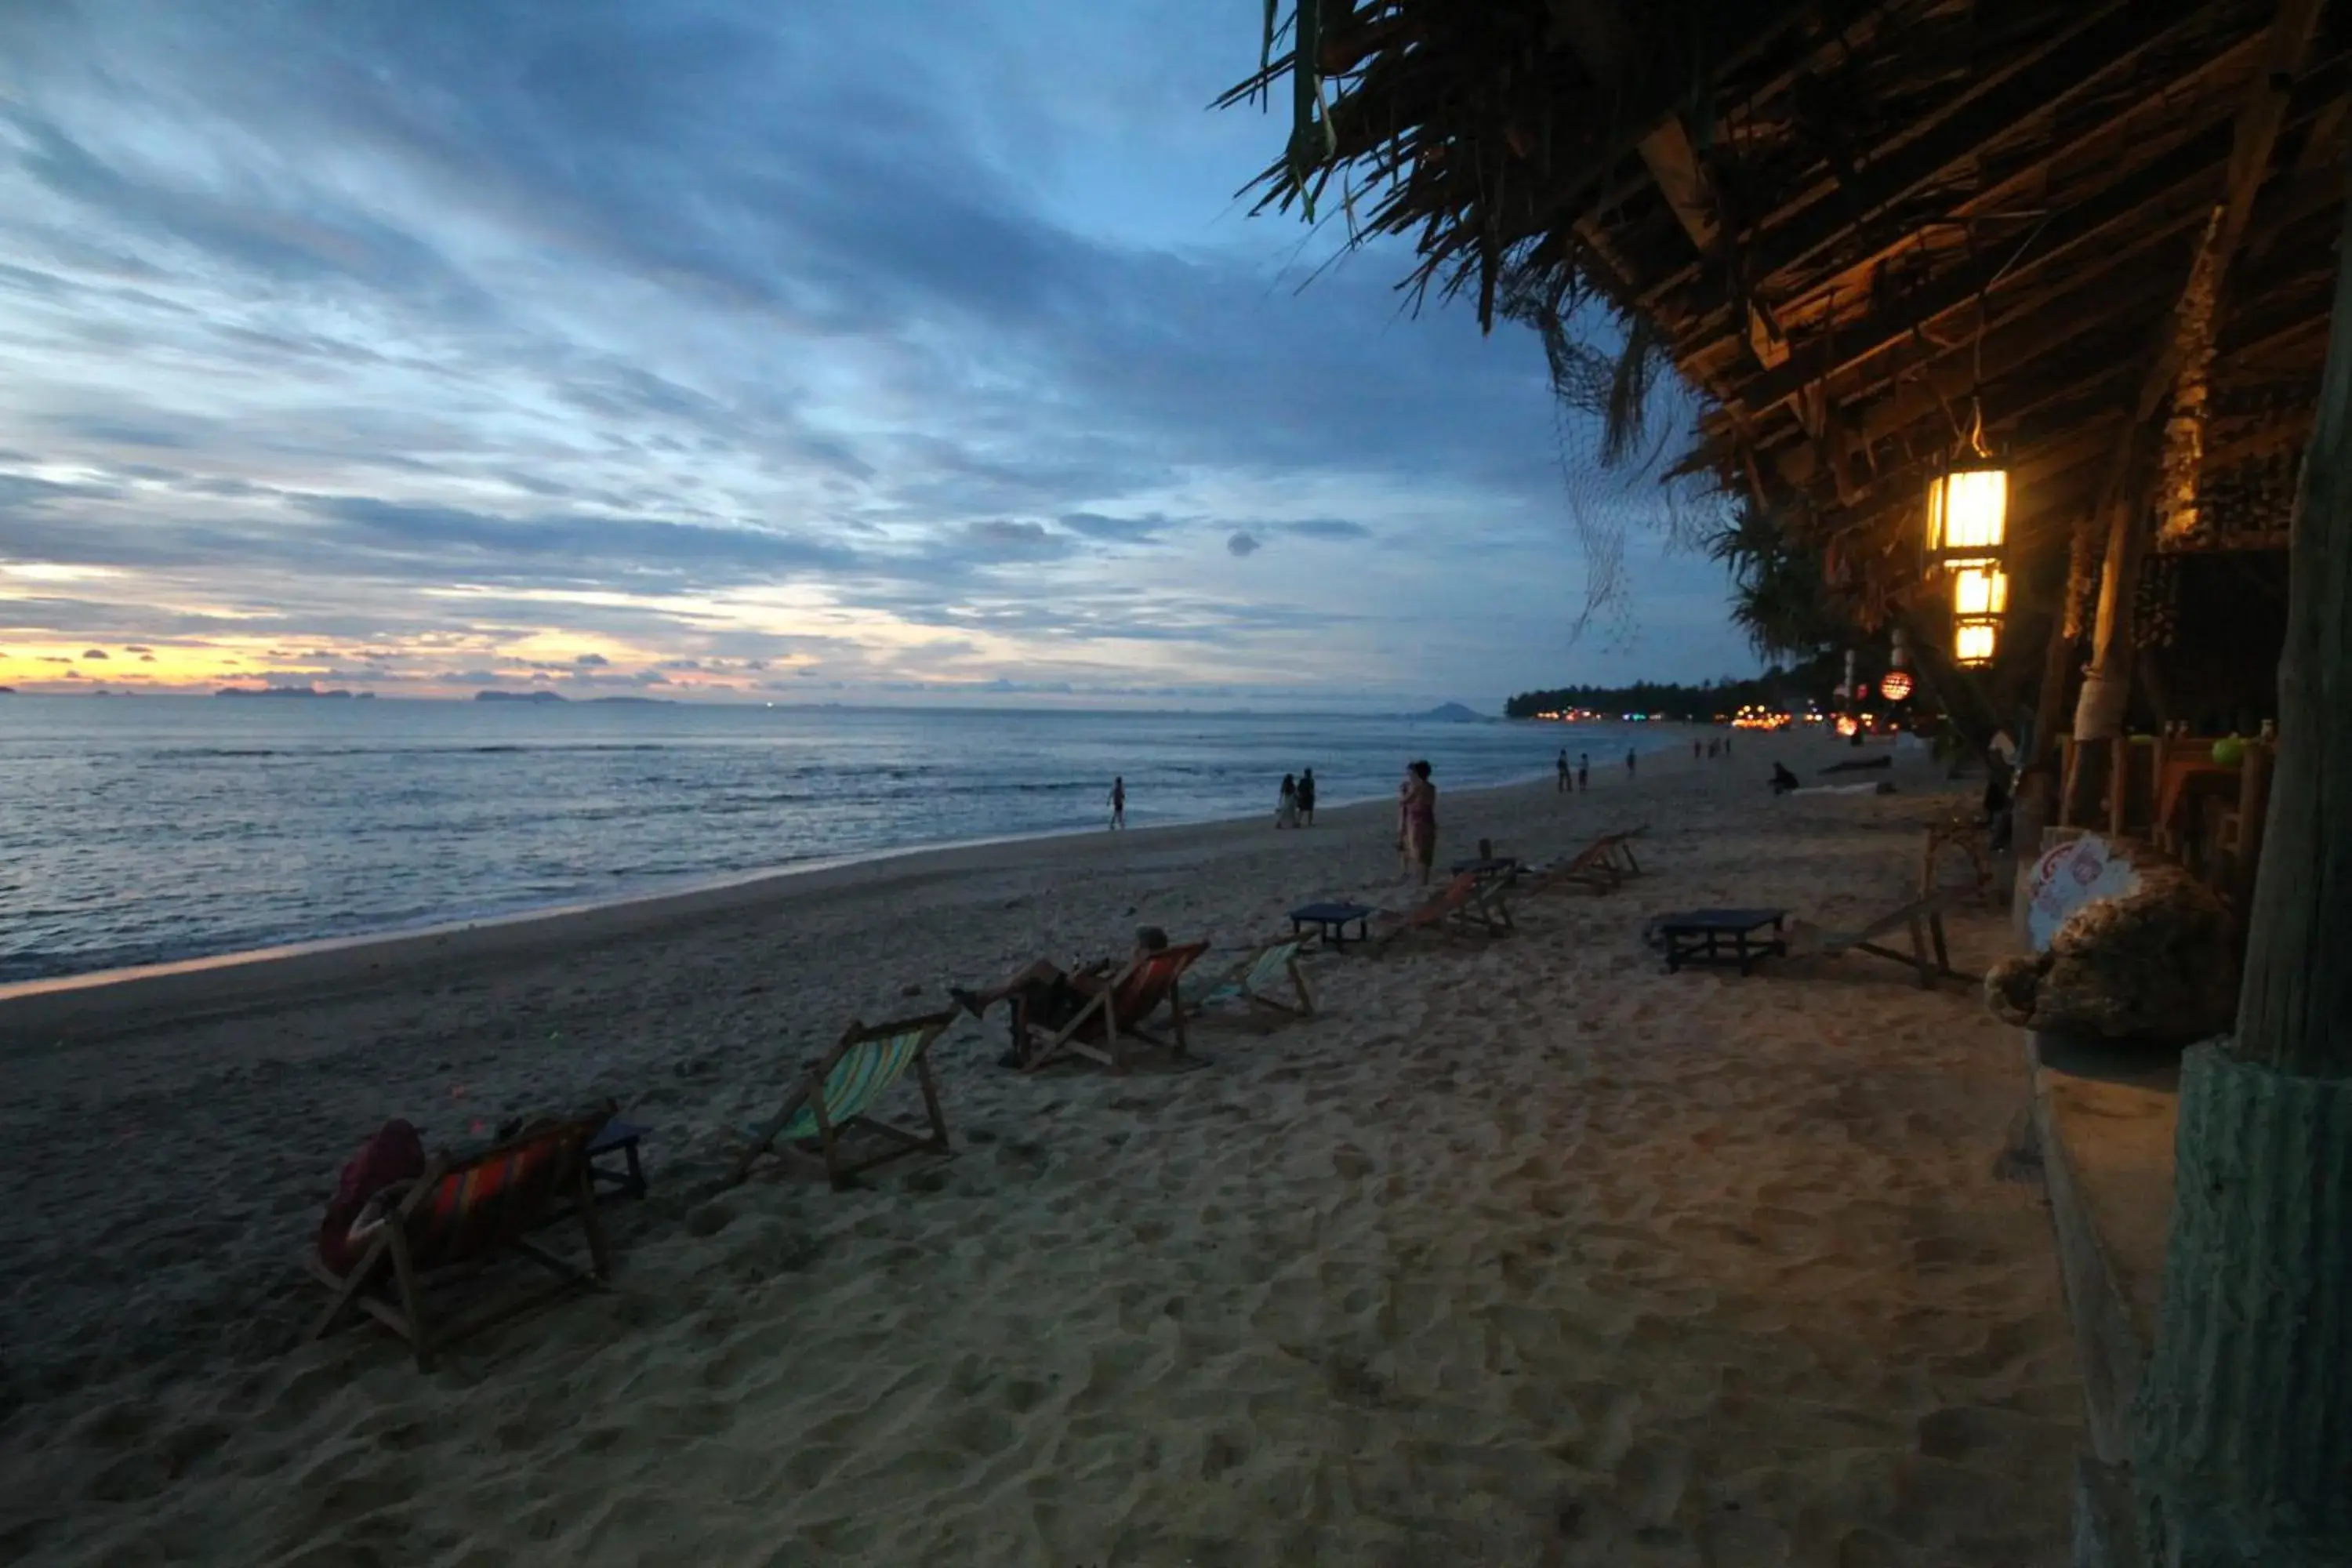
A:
1920 818 1993 901
1022 942 1210 1074
1816 893 1958 988
307 1111 614 1373
1202 937 1316 1018
1374 873 1512 953
732 1011 957 1189
1527 826 1648 896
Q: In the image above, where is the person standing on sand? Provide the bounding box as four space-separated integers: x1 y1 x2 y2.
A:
1577 753 1589 792
1693 739 1703 761
1397 760 1437 885
1557 749 1570 793
1276 773 1299 829
1109 775 1126 829
1298 768 1316 826
1626 747 1638 778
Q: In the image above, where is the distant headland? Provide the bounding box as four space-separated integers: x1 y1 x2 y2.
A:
216 686 372 699
1414 701 1486 723
473 689 671 705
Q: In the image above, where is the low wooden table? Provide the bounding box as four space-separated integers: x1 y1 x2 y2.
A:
1656 908 1789 975
587 1119 650 1200
1288 902 1375 946
1450 856 1524 884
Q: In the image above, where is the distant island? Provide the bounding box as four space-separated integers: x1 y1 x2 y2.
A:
216 685 358 699
475 688 567 703
1416 701 1486 723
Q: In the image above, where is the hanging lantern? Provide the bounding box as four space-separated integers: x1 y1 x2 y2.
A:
1880 670 1915 702
1926 461 2009 570
1951 561 2008 668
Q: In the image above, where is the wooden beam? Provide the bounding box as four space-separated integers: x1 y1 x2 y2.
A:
1730 122 2238 419
1675 25 2280 397
1550 0 1720 256
1642 0 2213 316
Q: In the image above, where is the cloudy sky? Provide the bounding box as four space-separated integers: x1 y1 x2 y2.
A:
0 0 1755 708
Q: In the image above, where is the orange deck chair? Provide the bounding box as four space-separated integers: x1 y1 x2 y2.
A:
1020 940 1211 1073
307 1105 615 1372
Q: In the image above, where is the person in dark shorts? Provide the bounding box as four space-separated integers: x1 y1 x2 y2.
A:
1298 768 1316 826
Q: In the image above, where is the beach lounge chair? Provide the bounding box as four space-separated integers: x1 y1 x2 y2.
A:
1373 872 1514 952
1525 826 1647 895
1195 936 1316 1018
307 1106 615 1372
1794 892 1960 988
731 1010 957 1188
1018 940 1210 1073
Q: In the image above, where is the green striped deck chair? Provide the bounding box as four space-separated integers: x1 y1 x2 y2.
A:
1022 940 1210 1074
307 1105 615 1372
1195 936 1316 1018
731 1011 957 1188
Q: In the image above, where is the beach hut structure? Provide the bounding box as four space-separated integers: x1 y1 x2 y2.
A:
1226 4 2352 1561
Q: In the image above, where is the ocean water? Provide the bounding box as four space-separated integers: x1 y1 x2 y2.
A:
0 697 1671 982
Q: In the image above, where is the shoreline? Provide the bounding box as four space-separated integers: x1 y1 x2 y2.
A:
0 762 1600 1041
2 728 1727 1031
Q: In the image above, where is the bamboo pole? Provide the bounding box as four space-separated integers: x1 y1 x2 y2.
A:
2129 127 2352 1564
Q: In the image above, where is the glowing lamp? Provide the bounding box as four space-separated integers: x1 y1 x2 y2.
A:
1926 463 2008 569
1953 622 1999 666
1835 714 1860 737
1951 564 2009 617
1879 670 1913 702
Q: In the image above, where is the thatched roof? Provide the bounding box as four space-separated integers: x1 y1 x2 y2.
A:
1230 0 2346 613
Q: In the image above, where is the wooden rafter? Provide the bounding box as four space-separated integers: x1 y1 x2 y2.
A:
1640 0 2215 319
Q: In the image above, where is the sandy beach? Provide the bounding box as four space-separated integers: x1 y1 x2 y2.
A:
0 732 2080 1566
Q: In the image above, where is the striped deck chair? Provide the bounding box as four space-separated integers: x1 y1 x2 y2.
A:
1524 826 1649 896
1793 891 1960 989
1373 873 1514 952
1022 940 1210 1074
307 1105 615 1372
1195 936 1316 1018
731 1011 956 1188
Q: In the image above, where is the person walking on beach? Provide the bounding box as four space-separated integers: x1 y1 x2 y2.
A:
1557 749 1570 793
1693 739 1703 761
1397 760 1437 885
1298 768 1316 826
1626 747 1638 778
1276 773 1299 829
1577 753 1590 792
1109 775 1126 829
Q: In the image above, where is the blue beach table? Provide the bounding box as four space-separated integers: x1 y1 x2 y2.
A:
1288 901 1375 947
1654 908 1789 975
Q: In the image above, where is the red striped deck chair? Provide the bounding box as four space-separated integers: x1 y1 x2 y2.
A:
1373 872 1513 952
731 1011 957 1188
1022 940 1210 1074
307 1105 614 1371
1524 825 1649 896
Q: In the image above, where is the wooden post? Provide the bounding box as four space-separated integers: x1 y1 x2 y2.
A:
2130 140 2352 1565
